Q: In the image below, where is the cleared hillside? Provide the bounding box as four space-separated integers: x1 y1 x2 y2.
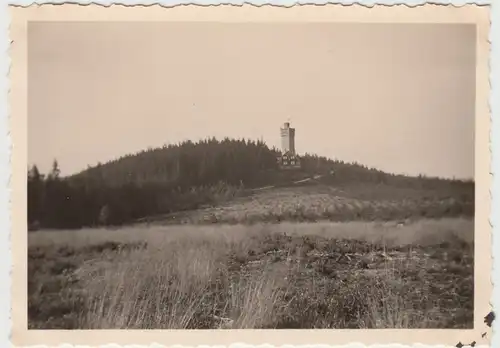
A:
140 181 473 226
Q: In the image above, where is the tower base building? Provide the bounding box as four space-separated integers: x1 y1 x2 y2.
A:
277 122 301 169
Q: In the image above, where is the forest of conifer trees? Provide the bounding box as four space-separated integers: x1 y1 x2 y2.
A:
27 138 474 230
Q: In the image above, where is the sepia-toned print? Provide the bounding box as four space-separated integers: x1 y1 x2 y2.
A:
10 3 492 347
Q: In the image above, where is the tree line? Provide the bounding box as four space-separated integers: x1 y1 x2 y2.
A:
28 138 474 230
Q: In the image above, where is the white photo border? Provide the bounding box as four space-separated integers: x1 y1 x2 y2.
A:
2 1 498 348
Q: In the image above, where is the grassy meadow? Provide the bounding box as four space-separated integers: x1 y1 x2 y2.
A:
28 217 474 330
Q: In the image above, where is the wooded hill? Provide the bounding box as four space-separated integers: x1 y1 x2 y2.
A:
28 138 474 230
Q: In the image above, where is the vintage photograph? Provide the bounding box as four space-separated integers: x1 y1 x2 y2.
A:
10 3 491 344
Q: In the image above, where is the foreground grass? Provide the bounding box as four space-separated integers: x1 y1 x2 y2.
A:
28 218 474 329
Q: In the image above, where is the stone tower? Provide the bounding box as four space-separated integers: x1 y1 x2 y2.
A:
280 122 296 155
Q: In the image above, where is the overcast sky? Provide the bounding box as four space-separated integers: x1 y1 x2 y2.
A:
28 22 476 179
